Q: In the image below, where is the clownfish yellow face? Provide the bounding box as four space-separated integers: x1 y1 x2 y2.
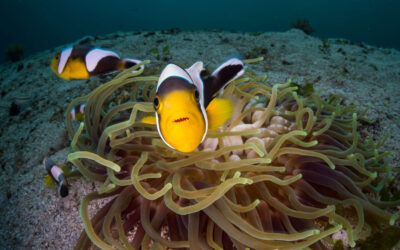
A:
50 46 90 80
143 59 244 153
154 77 207 153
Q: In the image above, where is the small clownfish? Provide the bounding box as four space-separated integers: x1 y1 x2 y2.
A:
142 58 244 152
43 158 69 197
70 103 86 121
50 45 143 80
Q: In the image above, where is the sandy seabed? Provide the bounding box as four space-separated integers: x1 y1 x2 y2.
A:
0 29 399 249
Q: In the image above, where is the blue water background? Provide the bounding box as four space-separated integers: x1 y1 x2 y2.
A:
0 0 399 63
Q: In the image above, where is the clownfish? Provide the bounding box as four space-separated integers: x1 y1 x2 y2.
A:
50 45 143 80
70 103 86 121
43 158 69 197
142 58 244 152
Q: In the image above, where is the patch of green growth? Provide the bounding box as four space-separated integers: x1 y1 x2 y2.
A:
335 39 350 45
250 31 264 36
162 45 169 53
333 240 345 250
151 48 159 54
318 39 330 53
150 45 171 61
357 226 400 250
291 80 314 97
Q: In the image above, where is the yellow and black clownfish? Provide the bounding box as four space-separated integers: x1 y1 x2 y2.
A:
43 157 69 197
142 58 244 152
50 45 143 80
70 103 86 121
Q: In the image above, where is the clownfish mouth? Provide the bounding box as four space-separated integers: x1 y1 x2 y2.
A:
174 117 189 123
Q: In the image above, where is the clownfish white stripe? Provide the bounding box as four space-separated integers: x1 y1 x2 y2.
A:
51 166 63 181
70 108 76 120
58 46 73 74
156 64 192 91
186 62 209 145
187 61 205 105
86 48 120 72
79 104 85 114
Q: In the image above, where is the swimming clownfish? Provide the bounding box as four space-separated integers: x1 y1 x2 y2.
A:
50 45 143 80
43 157 69 197
70 103 86 121
142 58 244 152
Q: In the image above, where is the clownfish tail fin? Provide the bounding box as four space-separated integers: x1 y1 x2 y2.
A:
119 58 144 72
203 58 244 107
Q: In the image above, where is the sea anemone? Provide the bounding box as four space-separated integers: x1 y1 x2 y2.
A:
66 59 399 249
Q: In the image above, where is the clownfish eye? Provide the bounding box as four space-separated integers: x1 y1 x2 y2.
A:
153 96 160 110
55 54 60 60
194 90 199 101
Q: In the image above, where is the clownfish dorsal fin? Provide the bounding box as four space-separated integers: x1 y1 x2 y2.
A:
206 98 233 131
203 58 244 107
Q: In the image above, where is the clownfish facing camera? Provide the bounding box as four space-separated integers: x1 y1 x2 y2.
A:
51 45 143 80
70 103 86 121
142 58 244 152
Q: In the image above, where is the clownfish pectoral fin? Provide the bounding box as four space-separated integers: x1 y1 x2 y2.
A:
203 58 245 107
43 174 54 187
206 98 233 131
141 116 157 125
